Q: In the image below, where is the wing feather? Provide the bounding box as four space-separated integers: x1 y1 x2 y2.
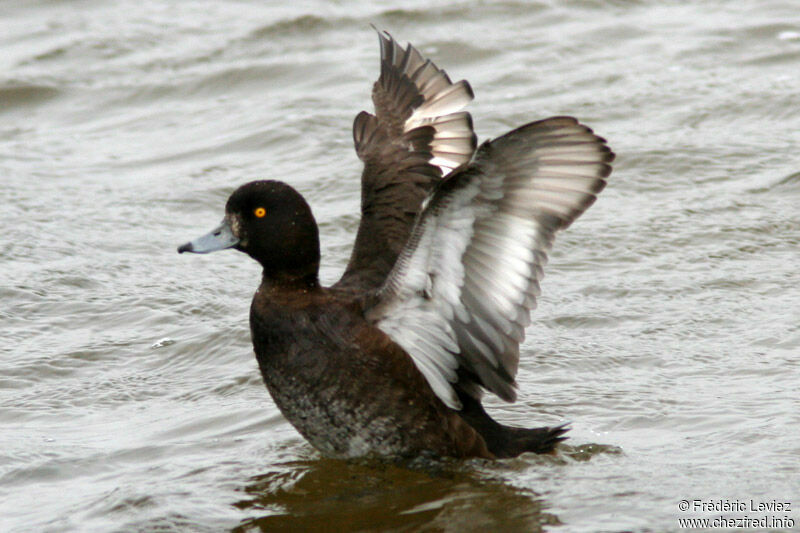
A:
336 31 477 291
366 116 615 409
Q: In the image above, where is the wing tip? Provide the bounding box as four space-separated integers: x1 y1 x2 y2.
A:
368 28 478 174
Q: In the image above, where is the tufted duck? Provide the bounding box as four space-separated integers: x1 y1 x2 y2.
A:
178 31 614 459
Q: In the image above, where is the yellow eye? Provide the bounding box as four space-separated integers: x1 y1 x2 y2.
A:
254 207 266 218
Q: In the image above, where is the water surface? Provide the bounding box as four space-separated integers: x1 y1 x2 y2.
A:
2 1 799 531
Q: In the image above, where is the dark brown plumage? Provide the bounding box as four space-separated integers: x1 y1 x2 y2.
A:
178 30 613 459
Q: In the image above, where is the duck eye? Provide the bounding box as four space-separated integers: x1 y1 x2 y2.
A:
254 207 266 218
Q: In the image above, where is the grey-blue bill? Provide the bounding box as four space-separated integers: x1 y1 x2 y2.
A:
177 219 239 254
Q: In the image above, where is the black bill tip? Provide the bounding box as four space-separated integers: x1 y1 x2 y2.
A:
177 218 239 255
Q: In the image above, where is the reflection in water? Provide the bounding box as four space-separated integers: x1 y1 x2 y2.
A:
232 456 559 532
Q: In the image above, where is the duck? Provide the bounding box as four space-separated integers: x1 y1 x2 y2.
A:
178 30 614 459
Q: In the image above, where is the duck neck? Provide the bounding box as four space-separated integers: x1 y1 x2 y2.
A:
260 267 320 293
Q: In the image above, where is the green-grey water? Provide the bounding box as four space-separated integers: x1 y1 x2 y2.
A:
2 1 799 531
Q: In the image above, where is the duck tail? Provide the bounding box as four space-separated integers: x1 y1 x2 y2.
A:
455 388 569 458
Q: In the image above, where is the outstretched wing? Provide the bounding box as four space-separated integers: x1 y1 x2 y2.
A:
366 117 615 409
335 30 476 291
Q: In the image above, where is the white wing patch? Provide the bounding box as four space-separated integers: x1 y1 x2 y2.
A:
376 31 476 176
368 117 615 409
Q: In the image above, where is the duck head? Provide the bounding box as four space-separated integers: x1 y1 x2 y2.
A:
178 180 320 284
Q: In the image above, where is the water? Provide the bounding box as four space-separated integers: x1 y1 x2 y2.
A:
2 1 799 531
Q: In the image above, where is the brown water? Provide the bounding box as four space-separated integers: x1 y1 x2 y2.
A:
2 1 799 531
